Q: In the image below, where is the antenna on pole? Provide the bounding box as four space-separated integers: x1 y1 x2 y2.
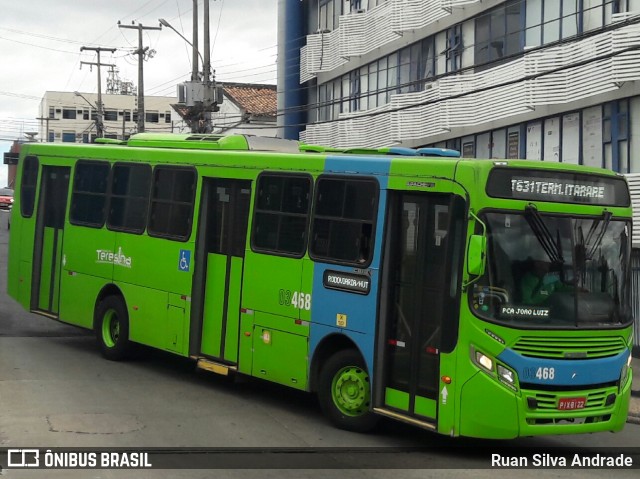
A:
80 46 117 138
118 21 162 133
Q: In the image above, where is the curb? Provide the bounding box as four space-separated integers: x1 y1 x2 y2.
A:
628 414 640 425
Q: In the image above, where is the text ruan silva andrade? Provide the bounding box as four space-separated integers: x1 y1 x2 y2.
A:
491 453 634 468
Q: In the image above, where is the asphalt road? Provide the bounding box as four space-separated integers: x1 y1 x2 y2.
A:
0 217 638 479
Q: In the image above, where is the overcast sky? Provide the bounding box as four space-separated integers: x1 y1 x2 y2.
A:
0 0 278 186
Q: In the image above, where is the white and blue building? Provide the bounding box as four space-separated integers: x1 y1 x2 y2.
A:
277 0 640 349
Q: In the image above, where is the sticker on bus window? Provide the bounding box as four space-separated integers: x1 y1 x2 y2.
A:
323 270 371 295
178 250 191 272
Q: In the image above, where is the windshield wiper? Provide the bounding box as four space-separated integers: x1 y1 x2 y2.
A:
584 211 612 260
524 205 563 264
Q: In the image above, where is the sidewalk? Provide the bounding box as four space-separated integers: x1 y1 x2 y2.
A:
628 356 640 425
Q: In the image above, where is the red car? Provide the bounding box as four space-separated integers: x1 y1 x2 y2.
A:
0 187 13 229
0 187 13 210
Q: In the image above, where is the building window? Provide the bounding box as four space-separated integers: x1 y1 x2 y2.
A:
475 0 524 69
165 111 172 123
20 156 39 218
145 111 159 123
562 112 580 164
48 107 55 119
251 173 311 257
349 0 362 12
107 163 152 234
62 108 76 120
368 62 378 109
62 131 76 143
603 99 630 172
526 0 613 48
104 109 118 122
310 176 378 266
445 25 463 73
317 83 327 122
123 110 131 122
70 161 110 228
148 166 196 241
350 70 361 112
317 0 343 32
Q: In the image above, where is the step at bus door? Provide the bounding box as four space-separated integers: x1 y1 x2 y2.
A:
198 178 251 363
378 192 464 424
31 166 70 316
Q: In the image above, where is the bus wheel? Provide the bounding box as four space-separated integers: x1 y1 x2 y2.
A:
318 349 378 432
95 295 131 361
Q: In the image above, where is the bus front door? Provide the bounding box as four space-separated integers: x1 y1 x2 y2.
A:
378 192 462 425
31 166 70 316
198 178 251 364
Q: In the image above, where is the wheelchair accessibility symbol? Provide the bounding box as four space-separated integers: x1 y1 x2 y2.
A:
179 250 191 272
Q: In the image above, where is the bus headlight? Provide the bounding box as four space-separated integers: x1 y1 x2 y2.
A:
472 348 494 372
620 354 632 392
497 364 516 387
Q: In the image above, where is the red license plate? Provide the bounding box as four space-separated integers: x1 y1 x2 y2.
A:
557 397 586 410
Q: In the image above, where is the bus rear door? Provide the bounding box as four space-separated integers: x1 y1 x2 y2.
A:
31 166 70 316
195 178 251 364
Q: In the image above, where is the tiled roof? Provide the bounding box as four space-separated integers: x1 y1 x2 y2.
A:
222 83 277 117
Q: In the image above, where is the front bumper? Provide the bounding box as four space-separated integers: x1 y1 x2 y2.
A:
458 369 631 439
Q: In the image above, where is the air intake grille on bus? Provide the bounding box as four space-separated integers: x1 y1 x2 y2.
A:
512 336 626 359
524 387 614 411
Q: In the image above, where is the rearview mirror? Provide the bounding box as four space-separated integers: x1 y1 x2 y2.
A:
467 234 486 277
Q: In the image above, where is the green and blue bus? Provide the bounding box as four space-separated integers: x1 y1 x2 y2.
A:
6 133 634 439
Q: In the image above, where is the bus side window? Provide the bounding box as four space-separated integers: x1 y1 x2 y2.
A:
69 160 110 228
251 173 312 257
148 166 196 241
20 155 39 218
310 176 378 266
107 163 152 234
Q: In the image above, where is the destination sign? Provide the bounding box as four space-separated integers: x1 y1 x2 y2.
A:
323 270 371 295
487 169 630 206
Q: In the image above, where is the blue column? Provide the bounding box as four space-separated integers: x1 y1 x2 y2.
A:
277 0 306 140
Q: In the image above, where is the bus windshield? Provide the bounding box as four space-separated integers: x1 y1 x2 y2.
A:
470 211 632 328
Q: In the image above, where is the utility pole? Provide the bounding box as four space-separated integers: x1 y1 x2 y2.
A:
80 46 116 138
160 0 221 134
35 117 59 142
118 22 162 133
203 0 210 85
202 0 213 132
192 0 199 82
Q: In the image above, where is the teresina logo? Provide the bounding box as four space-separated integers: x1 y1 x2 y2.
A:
96 247 132 268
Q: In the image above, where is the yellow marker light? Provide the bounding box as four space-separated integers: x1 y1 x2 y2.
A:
441 376 452 384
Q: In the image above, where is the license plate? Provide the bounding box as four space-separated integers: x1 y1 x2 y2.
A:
557 397 586 410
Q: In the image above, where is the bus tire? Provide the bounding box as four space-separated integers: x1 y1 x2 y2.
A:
95 295 131 361
318 349 378 432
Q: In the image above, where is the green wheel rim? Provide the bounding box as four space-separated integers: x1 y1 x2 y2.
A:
331 365 370 417
102 309 120 348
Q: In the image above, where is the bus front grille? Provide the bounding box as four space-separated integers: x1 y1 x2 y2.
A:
523 387 615 411
512 336 626 359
